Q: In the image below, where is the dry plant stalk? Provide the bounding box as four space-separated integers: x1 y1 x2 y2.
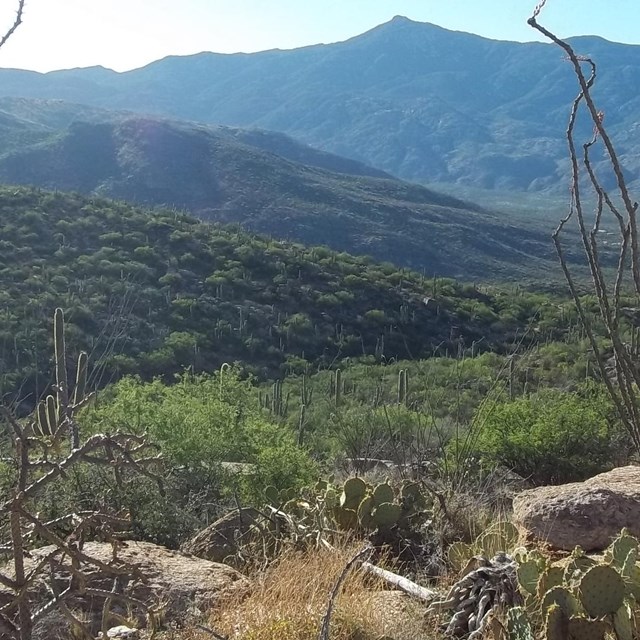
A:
529 5 640 452
0 309 163 640
317 545 372 640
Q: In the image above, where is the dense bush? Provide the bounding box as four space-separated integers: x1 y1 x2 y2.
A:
84 369 317 499
50 368 318 545
472 383 628 485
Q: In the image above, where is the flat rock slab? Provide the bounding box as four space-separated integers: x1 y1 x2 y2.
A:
513 465 640 551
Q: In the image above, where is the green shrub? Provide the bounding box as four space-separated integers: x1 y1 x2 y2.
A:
472 383 627 485
329 404 429 464
84 369 317 506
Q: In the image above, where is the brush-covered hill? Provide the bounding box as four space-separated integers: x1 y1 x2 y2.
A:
0 18 638 192
0 186 566 401
0 99 557 281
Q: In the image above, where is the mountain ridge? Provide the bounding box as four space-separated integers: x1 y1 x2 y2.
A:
1 16 637 193
0 101 562 281
0 185 563 399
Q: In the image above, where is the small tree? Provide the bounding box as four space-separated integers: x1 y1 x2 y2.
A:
473 385 623 485
0 309 162 640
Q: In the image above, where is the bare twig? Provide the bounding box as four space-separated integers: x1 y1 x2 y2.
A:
0 0 25 50
194 625 228 640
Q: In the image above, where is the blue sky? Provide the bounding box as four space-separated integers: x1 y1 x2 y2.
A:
0 0 638 72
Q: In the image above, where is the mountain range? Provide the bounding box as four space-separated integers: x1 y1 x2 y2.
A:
0 16 638 193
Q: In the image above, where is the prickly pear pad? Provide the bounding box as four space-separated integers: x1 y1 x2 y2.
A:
578 565 625 618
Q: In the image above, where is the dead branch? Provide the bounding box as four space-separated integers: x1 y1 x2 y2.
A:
529 4 640 452
0 310 163 639
0 0 24 50
361 561 437 601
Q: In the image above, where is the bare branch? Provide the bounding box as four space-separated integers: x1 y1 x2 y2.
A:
318 545 373 640
0 0 25 50
0 308 164 638
531 6 640 451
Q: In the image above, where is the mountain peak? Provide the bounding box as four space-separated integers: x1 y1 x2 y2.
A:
389 15 414 24
362 15 457 41
383 15 440 30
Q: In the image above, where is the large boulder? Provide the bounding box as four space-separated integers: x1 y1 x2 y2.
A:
0 540 248 638
513 465 640 551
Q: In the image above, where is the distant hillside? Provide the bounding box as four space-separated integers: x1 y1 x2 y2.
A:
0 187 566 401
0 101 559 280
0 18 638 192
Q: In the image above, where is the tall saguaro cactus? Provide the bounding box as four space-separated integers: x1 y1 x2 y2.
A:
33 309 88 449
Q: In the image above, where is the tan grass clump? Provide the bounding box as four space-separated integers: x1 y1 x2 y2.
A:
209 543 432 640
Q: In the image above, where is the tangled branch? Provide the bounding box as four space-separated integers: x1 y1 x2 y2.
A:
0 309 163 640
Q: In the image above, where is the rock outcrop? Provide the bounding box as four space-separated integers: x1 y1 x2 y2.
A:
512 465 640 551
1 540 247 638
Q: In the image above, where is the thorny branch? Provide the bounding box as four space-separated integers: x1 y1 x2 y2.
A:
529 4 640 451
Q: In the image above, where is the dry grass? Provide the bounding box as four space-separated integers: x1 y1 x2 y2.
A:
118 480 519 640
185 542 435 640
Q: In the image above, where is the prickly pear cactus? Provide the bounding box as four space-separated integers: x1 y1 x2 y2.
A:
544 604 568 640
541 586 579 618
445 521 520 574
357 495 374 529
265 476 431 543
372 502 402 529
516 559 542 596
536 566 565 599
621 547 640 599
607 530 639 570
340 477 367 510
477 521 518 558
333 506 358 530
372 482 394 506
578 565 626 618
563 546 597 587
613 601 634 640
434 530 640 640
264 485 280 506
567 616 608 640
507 606 534 640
